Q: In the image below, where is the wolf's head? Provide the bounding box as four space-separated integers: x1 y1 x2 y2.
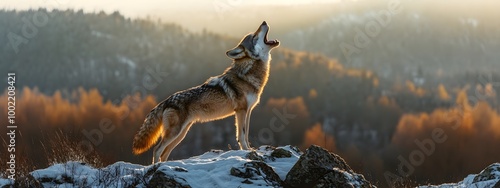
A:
226 21 280 61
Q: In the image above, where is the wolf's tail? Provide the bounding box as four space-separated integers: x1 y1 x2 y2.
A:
132 103 164 155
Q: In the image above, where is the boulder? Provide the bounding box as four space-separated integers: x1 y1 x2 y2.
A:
148 170 191 188
230 161 283 186
271 148 293 159
285 145 375 188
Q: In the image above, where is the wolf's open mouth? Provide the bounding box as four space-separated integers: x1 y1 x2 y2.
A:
264 30 279 45
259 21 279 46
265 39 278 45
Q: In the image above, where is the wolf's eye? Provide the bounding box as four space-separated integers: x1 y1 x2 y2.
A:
252 37 258 44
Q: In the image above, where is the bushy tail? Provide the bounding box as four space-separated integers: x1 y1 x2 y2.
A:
132 104 164 155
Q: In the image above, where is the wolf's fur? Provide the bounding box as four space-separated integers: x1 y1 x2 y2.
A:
132 21 280 163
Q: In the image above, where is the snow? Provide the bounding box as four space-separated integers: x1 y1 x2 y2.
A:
257 145 302 180
341 168 370 187
30 161 99 187
0 179 13 186
116 55 137 69
1 146 301 188
164 146 300 187
5 147 498 187
91 30 114 39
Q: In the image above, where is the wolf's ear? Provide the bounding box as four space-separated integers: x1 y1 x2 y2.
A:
226 46 245 59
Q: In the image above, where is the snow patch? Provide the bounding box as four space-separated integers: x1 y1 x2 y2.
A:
116 55 137 69
91 30 114 39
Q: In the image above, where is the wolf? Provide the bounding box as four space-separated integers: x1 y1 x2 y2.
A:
132 21 280 163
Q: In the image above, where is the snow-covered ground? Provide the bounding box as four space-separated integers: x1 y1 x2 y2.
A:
2 146 498 188
1 146 301 188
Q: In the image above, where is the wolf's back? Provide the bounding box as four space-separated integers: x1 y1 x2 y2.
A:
132 102 164 154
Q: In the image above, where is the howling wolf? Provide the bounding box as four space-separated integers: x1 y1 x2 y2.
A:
132 21 280 163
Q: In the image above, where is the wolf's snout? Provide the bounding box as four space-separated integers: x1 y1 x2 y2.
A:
258 21 269 32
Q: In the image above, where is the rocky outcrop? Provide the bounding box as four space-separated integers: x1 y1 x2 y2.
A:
284 145 375 188
420 163 500 188
0 145 376 188
3 146 499 188
473 163 500 184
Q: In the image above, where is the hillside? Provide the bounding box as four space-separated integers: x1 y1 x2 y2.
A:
279 1 500 81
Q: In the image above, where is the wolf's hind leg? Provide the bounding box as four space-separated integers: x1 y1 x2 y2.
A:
151 109 183 163
152 137 164 164
152 126 180 163
159 122 193 161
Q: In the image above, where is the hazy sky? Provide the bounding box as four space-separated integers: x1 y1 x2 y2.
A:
2 0 495 37
0 0 341 36
0 0 339 17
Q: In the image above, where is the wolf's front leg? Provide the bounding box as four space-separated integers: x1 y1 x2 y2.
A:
244 109 253 149
235 110 250 150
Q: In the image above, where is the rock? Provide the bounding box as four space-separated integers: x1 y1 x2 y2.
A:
494 180 500 188
174 167 188 172
473 163 500 183
271 148 293 158
246 151 265 161
230 161 283 187
242 179 253 184
288 145 303 155
285 145 375 188
315 168 374 188
259 145 277 151
148 170 191 188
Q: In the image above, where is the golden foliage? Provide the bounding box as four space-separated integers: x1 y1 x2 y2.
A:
406 80 426 97
391 92 500 182
437 84 450 100
0 87 158 167
302 123 336 152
